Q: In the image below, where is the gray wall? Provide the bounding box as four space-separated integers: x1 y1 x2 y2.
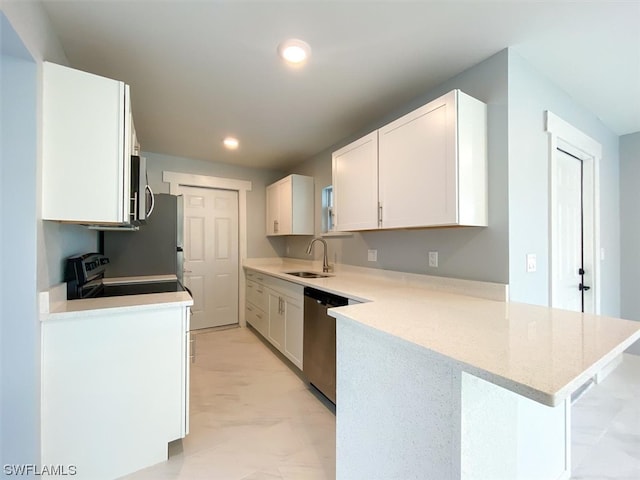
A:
286 48 624 317
620 132 640 354
1 3 98 472
1 10 38 473
143 151 287 259
508 50 621 315
286 50 510 284
2 0 97 294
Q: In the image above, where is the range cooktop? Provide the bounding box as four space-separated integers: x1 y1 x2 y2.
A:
99 281 186 298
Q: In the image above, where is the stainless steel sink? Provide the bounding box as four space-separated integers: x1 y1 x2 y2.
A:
285 271 332 279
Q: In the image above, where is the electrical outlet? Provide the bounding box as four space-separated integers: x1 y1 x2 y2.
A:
428 251 438 268
526 253 537 273
367 249 377 262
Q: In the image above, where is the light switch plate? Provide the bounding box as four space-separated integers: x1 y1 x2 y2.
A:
526 253 537 273
367 249 377 262
428 251 438 268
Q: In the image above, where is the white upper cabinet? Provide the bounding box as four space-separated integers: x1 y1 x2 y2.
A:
332 89 488 231
266 174 314 236
332 131 379 231
42 62 132 224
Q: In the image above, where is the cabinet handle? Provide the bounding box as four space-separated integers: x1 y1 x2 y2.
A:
274 220 279 233
256 313 263 319
256 276 264 282
247 306 253 312
247 283 253 289
190 337 196 363
378 202 383 227
257 288 263 294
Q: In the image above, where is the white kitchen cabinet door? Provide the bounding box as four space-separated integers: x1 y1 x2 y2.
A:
283 296 304 369
266 183 279 235
42 61 132 224
265 174 314 235
267 289 286 350
182 306 191 437
332 131 379 231
378 90 487 228
269 176 294 235
41 305 187 480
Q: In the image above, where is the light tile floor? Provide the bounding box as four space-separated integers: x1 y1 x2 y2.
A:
124 327 639 480
123 326 335 480
571 353 640 479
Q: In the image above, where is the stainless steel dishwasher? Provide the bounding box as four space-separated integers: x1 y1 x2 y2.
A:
303 287 349 404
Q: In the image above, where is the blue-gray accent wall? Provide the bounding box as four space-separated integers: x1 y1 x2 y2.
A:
1 12 40 472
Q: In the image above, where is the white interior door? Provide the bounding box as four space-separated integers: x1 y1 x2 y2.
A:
551 148 594 313
179 186 239 329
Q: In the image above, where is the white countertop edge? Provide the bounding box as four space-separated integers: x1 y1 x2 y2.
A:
243 258 508 302
331 309 640 407
40 281 193 321
102 274 178 284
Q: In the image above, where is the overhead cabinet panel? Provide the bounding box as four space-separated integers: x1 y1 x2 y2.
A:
42 62 132 224
379 93 456 228
332 89 487 231
266 174 314 236
332 131 379 231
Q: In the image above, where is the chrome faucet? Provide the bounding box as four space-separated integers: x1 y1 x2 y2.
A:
306 237 332 273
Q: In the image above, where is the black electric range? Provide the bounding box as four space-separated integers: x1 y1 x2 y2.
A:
65 253 188 300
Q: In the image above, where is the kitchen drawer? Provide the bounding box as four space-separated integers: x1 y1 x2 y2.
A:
246 303 268 338
261 275 304 300
246 280 267 311
246 270 267 284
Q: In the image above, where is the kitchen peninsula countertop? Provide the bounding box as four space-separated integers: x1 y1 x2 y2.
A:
244 258 640 407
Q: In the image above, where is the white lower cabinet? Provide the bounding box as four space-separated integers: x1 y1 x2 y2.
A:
283 297 304 368
41 304 190 480
246 303 268 338
267 288 286 350
245 270 304 370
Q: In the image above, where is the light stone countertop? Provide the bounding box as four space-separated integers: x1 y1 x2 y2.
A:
41 275 193 321
244 258 640 407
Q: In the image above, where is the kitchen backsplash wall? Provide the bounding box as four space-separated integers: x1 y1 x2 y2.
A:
143 151 287 259
286 49 510 285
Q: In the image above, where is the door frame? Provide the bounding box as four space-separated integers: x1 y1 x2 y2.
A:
545 111 602 314
164 171 251 326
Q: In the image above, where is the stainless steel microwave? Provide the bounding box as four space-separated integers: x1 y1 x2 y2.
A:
88 155 154 231
130 155 154 224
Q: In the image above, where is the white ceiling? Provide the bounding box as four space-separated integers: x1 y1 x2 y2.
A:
41 1 640 170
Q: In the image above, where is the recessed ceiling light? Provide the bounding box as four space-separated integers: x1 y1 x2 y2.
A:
223 137 239 150
277 38 311 65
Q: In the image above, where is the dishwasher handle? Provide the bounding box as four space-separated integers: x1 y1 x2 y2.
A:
304 287 349 308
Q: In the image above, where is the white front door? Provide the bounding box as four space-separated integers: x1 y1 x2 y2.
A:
551 148 594 313
179 186 239 329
